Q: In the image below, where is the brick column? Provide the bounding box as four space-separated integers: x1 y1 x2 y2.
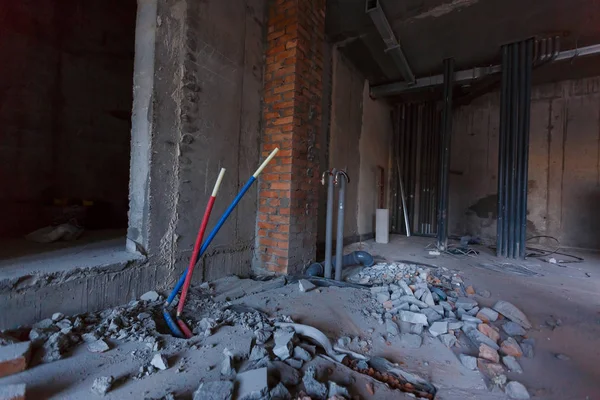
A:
257 0 326 274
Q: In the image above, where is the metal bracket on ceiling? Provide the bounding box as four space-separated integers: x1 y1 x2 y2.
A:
365 0 416 85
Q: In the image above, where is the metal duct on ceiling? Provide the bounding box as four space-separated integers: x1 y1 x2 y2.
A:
366 0 415 85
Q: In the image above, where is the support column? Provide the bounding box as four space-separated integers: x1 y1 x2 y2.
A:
257 0 326 274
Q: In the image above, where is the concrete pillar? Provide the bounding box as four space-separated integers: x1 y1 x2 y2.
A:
257 0 326 274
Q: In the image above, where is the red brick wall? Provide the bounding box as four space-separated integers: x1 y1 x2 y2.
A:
258 0 326 274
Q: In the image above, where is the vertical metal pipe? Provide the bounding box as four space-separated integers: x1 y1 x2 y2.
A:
323 170 335 279
515 41 526 258
335 172 348 281
508 43 519 258
497 45 509 257
437 58 454 250
397 158 411 236
519 39 533 258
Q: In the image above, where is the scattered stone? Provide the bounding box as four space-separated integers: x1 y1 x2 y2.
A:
398 333 422 348
376 292 390 303
385 320 399 336
439 333 457 348
293 347 312 362
399 280 413 296
447 320 464 331
273 329 295 360
409 304 420 312
91 376 114 396
461 315 483 324
249 345 268 361
521 339 534 358
398 311 429 326
302 366 327 398
555 353 570 361
478 324 500 343
236 367 268 400
336 337 350 347
396 296 429 308
285 358 303 369
33 319 54 329
52 313 65 322
467 307 480 316
478 289 491 298
398 321 424 335
140 291 160 302
82 332 100 343
422 308 442 324
298 280 316 293
422 289 435 306
193 380 234 400
455 297 478 311
505 381 530 399
466 286 476 295
500 338 523 358
0 341 31 378
270 382 291 400
477 359 505 378
502 356 523 373
150 353 168 370
268 361 301 386
328 381 350 398
492 301 531 329
0 383 26 400
459 354 478 370
429 321 448 337
221 349 234 376
502 322 527 337
463 327 500 350
476 308 499 323
431 305 444 315
87 339 110 353
370 285 389 293
479 343 500 363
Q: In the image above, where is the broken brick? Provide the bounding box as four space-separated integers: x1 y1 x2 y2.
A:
478 324 500 343
0 342 31 378
479 343 500 363
500 337 523 358
0 384 26 400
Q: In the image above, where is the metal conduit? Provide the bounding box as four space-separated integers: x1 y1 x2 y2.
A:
497 39 533 258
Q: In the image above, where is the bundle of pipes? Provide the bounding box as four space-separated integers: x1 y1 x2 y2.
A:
307 170 374 281
163 148 279 337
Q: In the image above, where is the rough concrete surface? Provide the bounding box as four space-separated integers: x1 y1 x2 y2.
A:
0 235 598 399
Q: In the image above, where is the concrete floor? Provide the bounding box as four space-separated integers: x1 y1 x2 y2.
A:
0 235 599 399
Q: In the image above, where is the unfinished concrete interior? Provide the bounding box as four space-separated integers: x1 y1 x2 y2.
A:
1 0 600 399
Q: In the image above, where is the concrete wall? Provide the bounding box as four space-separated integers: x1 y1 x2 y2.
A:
358 83 393 236
449 76 600 250
0 0 136 237
325 48 393 245
0 0 267 329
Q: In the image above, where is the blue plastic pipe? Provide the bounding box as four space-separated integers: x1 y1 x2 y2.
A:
165 177 256 307
164 148 279 308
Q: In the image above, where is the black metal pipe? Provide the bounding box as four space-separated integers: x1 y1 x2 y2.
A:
515 41 526 258
497 45 509 257
437 58 454 250
508 43 519 258
519 39 533 257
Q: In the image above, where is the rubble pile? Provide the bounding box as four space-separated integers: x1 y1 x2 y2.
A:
355 261 534 399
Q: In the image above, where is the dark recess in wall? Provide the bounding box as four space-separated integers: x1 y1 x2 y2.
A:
0 0 136 238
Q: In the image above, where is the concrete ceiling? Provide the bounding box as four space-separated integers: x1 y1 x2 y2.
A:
328 0 600 85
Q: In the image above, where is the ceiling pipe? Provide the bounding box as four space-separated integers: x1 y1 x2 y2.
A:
371 42 600 98
366 0 416 85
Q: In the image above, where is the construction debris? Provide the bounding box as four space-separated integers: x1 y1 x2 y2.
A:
91 376 114 396
492 301 532 329
302 366 327 398
235 367 268 399
150 353 169 370
298 279 316 293
505 381 530 399
0 342 31 378
87 339 110 353
0 383 26 400
193 380 234 400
